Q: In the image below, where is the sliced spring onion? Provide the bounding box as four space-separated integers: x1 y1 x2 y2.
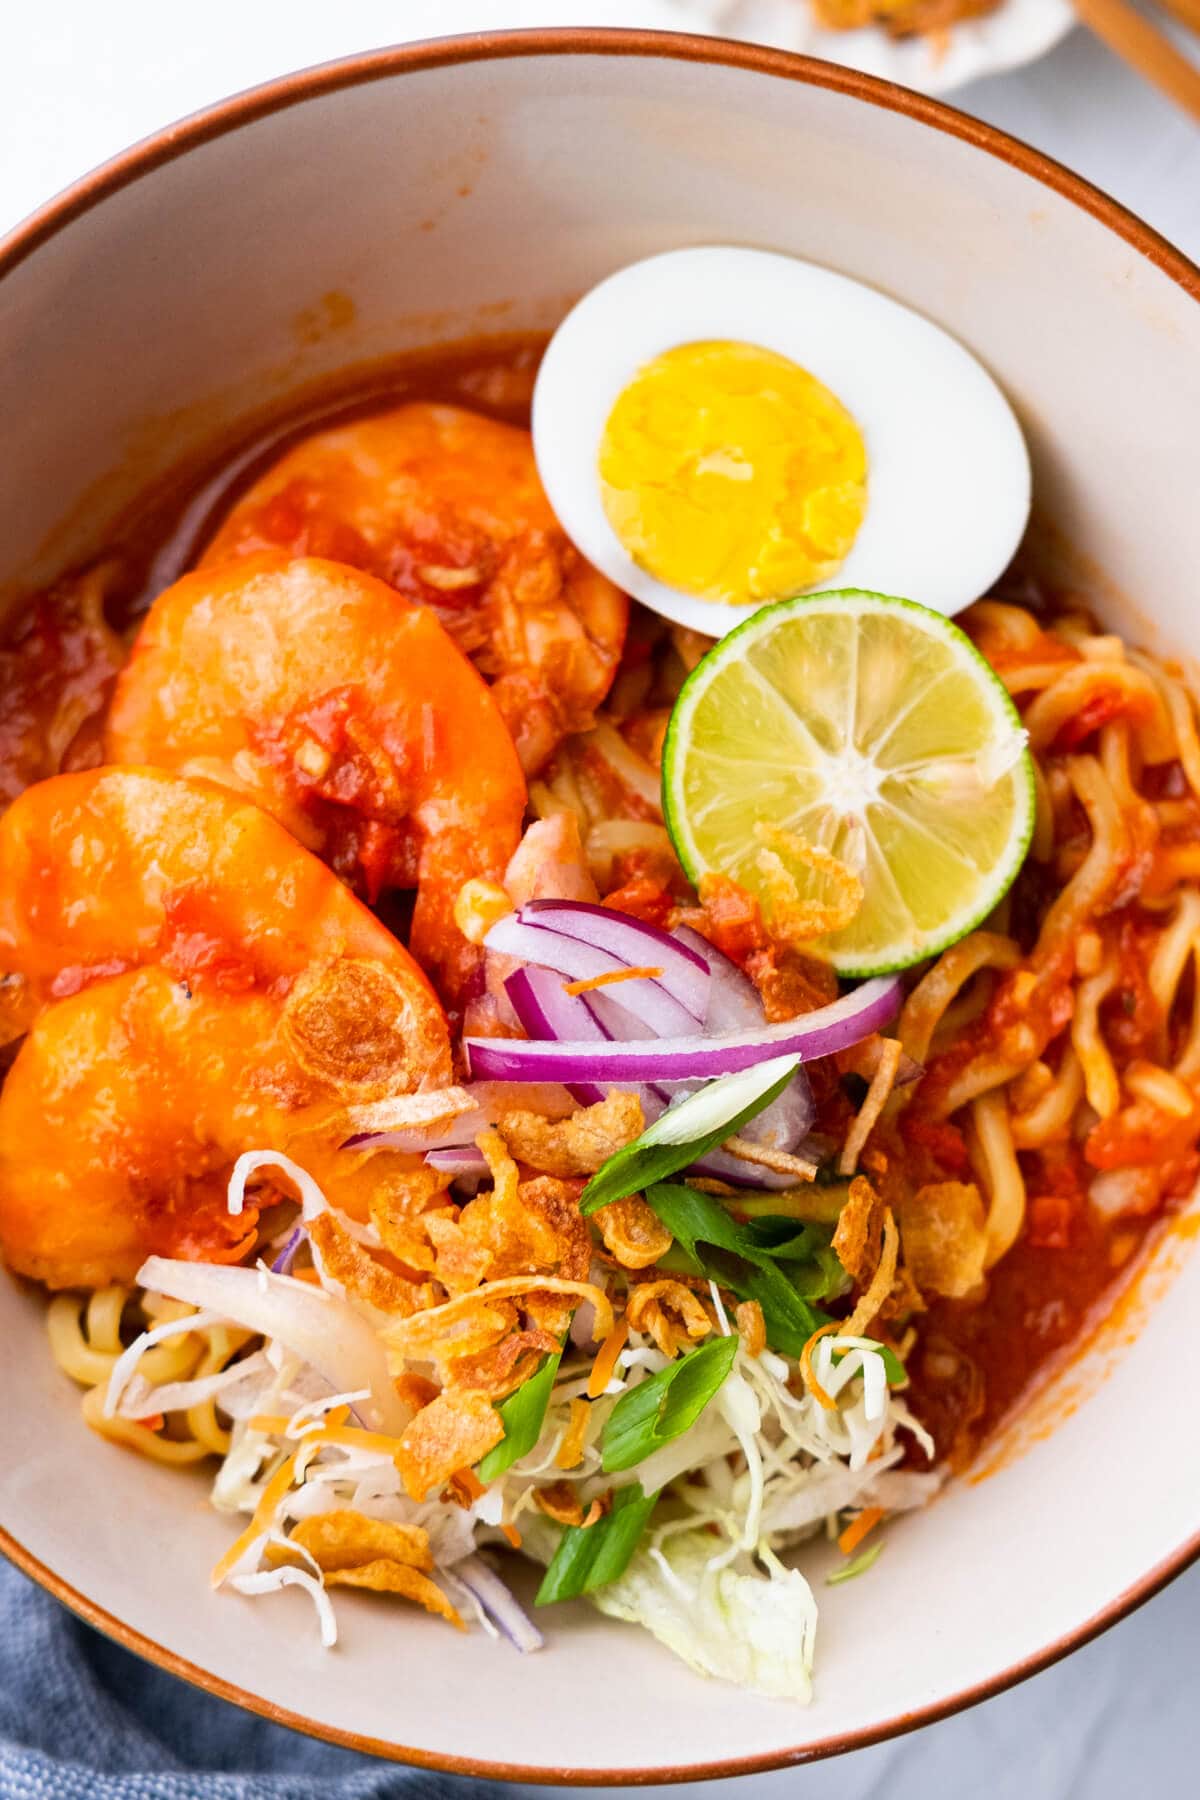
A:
673 922 815 1155
601 1333 739 1474
721 1261 832 1360
826 1540 885 1585
641 1182 837 1358
477 1350 563 1482
466 975 902 1084
580 1056 799 1215
534 1483 658 1605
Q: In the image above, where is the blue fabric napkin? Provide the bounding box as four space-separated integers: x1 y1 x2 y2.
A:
0 1559 499 1800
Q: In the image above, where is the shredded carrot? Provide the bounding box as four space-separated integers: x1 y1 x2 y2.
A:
291 1266 322 1285
556 1397 591 1469
210 1452 298 1588
800 1321 840 1412
249 1414 406 1463
500 1523 522 1549
587 1318 631 1400
563 965 665 996
838 1506 886 1557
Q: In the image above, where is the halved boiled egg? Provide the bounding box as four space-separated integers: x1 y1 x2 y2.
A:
532 247 1031 635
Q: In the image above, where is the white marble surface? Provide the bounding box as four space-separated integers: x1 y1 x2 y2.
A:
2 3 1198 1793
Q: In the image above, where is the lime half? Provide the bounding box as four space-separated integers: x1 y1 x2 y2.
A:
662 589 1036 976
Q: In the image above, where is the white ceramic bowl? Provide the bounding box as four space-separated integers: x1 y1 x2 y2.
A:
659 0 1076 95
1 29 1198 1783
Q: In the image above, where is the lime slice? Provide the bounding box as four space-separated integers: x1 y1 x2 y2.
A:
662 589 1035 976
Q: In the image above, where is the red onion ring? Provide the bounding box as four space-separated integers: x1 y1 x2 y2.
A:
484 911 704 1038
466 976 902 1083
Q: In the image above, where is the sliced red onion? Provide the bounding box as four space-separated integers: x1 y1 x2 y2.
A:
523 899 710 1020
136 1257 408 1435
466 976 901 1083
270 1228 305 1275
672 923 813 1153
426 1146 489 1176
506 965 669 1122
344 1115 488 1154
454 1553 544 1654
672 923 761 1031
485 912 702 1038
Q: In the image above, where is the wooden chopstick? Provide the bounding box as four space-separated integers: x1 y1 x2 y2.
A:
1148 0 1200 38
1073 0 1200 121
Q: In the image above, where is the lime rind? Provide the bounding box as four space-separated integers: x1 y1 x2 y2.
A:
661 588 1036 977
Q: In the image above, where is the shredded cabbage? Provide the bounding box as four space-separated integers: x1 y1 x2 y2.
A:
117 1155 942 1696
523 1514 817 1701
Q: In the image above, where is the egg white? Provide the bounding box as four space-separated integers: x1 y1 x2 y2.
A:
531 246 1031 635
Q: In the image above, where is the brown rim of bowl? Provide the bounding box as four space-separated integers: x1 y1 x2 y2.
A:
1 24 1198 1786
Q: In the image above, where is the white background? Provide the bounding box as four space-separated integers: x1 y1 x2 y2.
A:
2 4 1198 1796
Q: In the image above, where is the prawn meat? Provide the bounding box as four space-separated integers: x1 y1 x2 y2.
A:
0 768 452 1287
104 556 527 1014
197 404 629 772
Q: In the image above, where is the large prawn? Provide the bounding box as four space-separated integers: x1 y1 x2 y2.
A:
104 555 527 1013
197 403 630 773
0 767 452 1289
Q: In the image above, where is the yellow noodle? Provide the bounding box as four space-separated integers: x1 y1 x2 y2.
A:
1011 1049 1085 1149
1124 1060 1195 1119
48 1286 251 1467
186 1324 256 1457
898 932 1021 1067
1023 662 1173 759
1036 756 1129 959
81 1382 212 1464
1130 649 1200 798
85 1285 126 1354
1173 974 1200 1086
1147 890 1200 1030
1071 950 1121 1119
970 1090 1026 1268
46 1293 124 1387
965 601 1044 650
996 662 1081 698
1030 757 1055 864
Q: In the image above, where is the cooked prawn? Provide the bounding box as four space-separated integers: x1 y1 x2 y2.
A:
0 769 453 1289
0 968 437 1289
197 403 630 773
104 556 527 1013
0 766 445 1062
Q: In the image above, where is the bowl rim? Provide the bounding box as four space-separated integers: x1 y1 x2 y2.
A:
1 25 1198 1785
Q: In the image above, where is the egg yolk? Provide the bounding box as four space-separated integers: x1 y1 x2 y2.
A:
598 340 868 606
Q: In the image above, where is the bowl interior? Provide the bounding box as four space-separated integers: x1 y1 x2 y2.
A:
1 37 1199 1781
